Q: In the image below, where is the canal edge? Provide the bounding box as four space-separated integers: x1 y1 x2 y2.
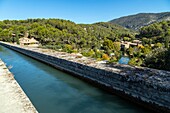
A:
0 59 38 113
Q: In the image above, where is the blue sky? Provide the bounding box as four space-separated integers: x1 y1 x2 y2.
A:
0 0 170 23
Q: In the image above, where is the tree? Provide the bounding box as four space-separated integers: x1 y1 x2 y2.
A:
103 39 114 54
82 49 95 57
142 45 151 56
123 37 131 41
128 47 134 56
113 42 121 52
144 47 168 70
154 42 163 48
164 35 170 48
128 57 143 66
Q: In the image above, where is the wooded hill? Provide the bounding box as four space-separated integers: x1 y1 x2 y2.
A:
0 18 134 52
138 20 170 46
137 20 170 71
0 18 170 71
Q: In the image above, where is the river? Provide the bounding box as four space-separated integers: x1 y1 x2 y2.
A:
0 45 151 113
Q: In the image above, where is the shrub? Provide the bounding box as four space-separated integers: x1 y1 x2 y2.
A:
128 57 143 66
102 53 110 60
82 49 95 57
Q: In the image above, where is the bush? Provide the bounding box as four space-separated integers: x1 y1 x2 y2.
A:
94 50 103 58
102 54 110 60
62 44 74 53
81 49 95 57
128 57 143 66
109 56 118 63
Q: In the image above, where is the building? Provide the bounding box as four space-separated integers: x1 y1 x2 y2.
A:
18 32 39 47
121 41 131 49
19 37 39 47
132 40 142 44
121 40 143 49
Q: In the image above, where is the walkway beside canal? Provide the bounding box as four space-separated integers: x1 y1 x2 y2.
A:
0 59 37 113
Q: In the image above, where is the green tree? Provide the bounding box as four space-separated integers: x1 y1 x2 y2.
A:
164 35 170 48
154 42 163 48
128 57 143 66
113 42 121 52
144 47 169 70
103 39 114 54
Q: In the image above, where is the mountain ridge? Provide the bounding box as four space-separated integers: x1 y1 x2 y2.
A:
109 12 170 30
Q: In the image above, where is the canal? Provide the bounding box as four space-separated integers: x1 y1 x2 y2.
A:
0 45 151 113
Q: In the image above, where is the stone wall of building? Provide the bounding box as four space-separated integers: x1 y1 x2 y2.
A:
0 42 170 113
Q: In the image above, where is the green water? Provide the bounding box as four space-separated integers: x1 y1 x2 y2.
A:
0 45 151 113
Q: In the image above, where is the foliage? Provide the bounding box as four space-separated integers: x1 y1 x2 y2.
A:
144 47 170 71
124 20 170 71
82 49 95 57
138 21 170 45
1 18 170 71
139 23 163 38
113 42 121 52
63 44 73 53
128 57 143 66
164 35 170 48
154 42 163 48
126 45 152 67
0 18 133 56
102 54 110 60
93 50 103 59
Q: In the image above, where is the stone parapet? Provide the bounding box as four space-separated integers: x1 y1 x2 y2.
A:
0 59 38 113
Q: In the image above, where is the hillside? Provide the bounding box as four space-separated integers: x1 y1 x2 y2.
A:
0 19 134 59
0 18 170 71
110 12 170 30
79 22 134 40
138 20 170 45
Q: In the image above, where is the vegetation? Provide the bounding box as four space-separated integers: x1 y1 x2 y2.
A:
143 47 170 71
0 18 133 62
129 20 170 70
0 18 170 71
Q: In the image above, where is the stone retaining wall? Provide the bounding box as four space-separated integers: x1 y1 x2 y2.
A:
0 42 170 113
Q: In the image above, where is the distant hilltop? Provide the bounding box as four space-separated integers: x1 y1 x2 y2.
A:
109 12 170 30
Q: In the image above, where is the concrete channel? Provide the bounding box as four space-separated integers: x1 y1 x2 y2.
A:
0 41 170 113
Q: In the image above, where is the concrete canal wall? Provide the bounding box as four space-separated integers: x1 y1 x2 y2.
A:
0 41 170 113
0 59 38 113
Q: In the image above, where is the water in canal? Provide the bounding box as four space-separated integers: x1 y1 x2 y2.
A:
0 45 151 113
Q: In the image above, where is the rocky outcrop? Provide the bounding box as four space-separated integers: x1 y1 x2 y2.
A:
0 41 170 113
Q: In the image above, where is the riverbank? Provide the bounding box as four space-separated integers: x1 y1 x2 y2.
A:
0 59 38 113
0 41 170 113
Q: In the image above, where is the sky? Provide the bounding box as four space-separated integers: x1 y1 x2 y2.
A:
0 0 170 24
